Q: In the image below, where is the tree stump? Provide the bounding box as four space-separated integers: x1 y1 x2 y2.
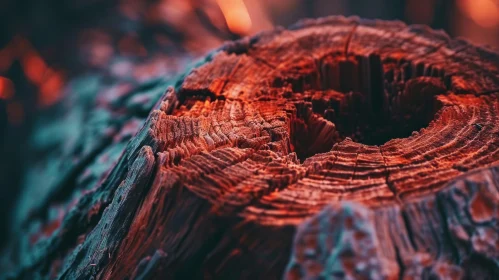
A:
3 16 499 279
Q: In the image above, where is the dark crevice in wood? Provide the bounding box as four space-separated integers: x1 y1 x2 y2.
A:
462 254 499 279
344 24 359 58
394 245 406 280
401 208 418 251
436 192 461 263
475 88 499 96
176 89 219 107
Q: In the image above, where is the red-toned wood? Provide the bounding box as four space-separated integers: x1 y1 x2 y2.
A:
4 16 499 279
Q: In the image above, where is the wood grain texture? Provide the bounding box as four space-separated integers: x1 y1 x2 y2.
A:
3 16 499 279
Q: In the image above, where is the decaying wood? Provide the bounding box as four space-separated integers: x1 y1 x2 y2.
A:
3 16 499 279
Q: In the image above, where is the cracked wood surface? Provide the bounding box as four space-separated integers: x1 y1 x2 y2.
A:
2 16 499 279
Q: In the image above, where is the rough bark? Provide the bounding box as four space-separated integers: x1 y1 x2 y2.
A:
3 16 499 279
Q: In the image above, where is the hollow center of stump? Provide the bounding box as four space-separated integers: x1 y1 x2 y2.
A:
281 54 447 161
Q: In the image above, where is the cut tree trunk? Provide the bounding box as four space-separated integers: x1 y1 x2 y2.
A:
4 16 499 279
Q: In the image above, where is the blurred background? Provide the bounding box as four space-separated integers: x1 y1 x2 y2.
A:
0 0 498 246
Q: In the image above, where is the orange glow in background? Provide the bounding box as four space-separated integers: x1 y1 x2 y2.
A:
455 0 499 49
22 51 48 85
0 36 65 110
0 77 15 100
39 70 64 107
458 0 499 28
216 0 252 35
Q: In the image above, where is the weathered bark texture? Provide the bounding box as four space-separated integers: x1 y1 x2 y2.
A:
3 16 499 279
